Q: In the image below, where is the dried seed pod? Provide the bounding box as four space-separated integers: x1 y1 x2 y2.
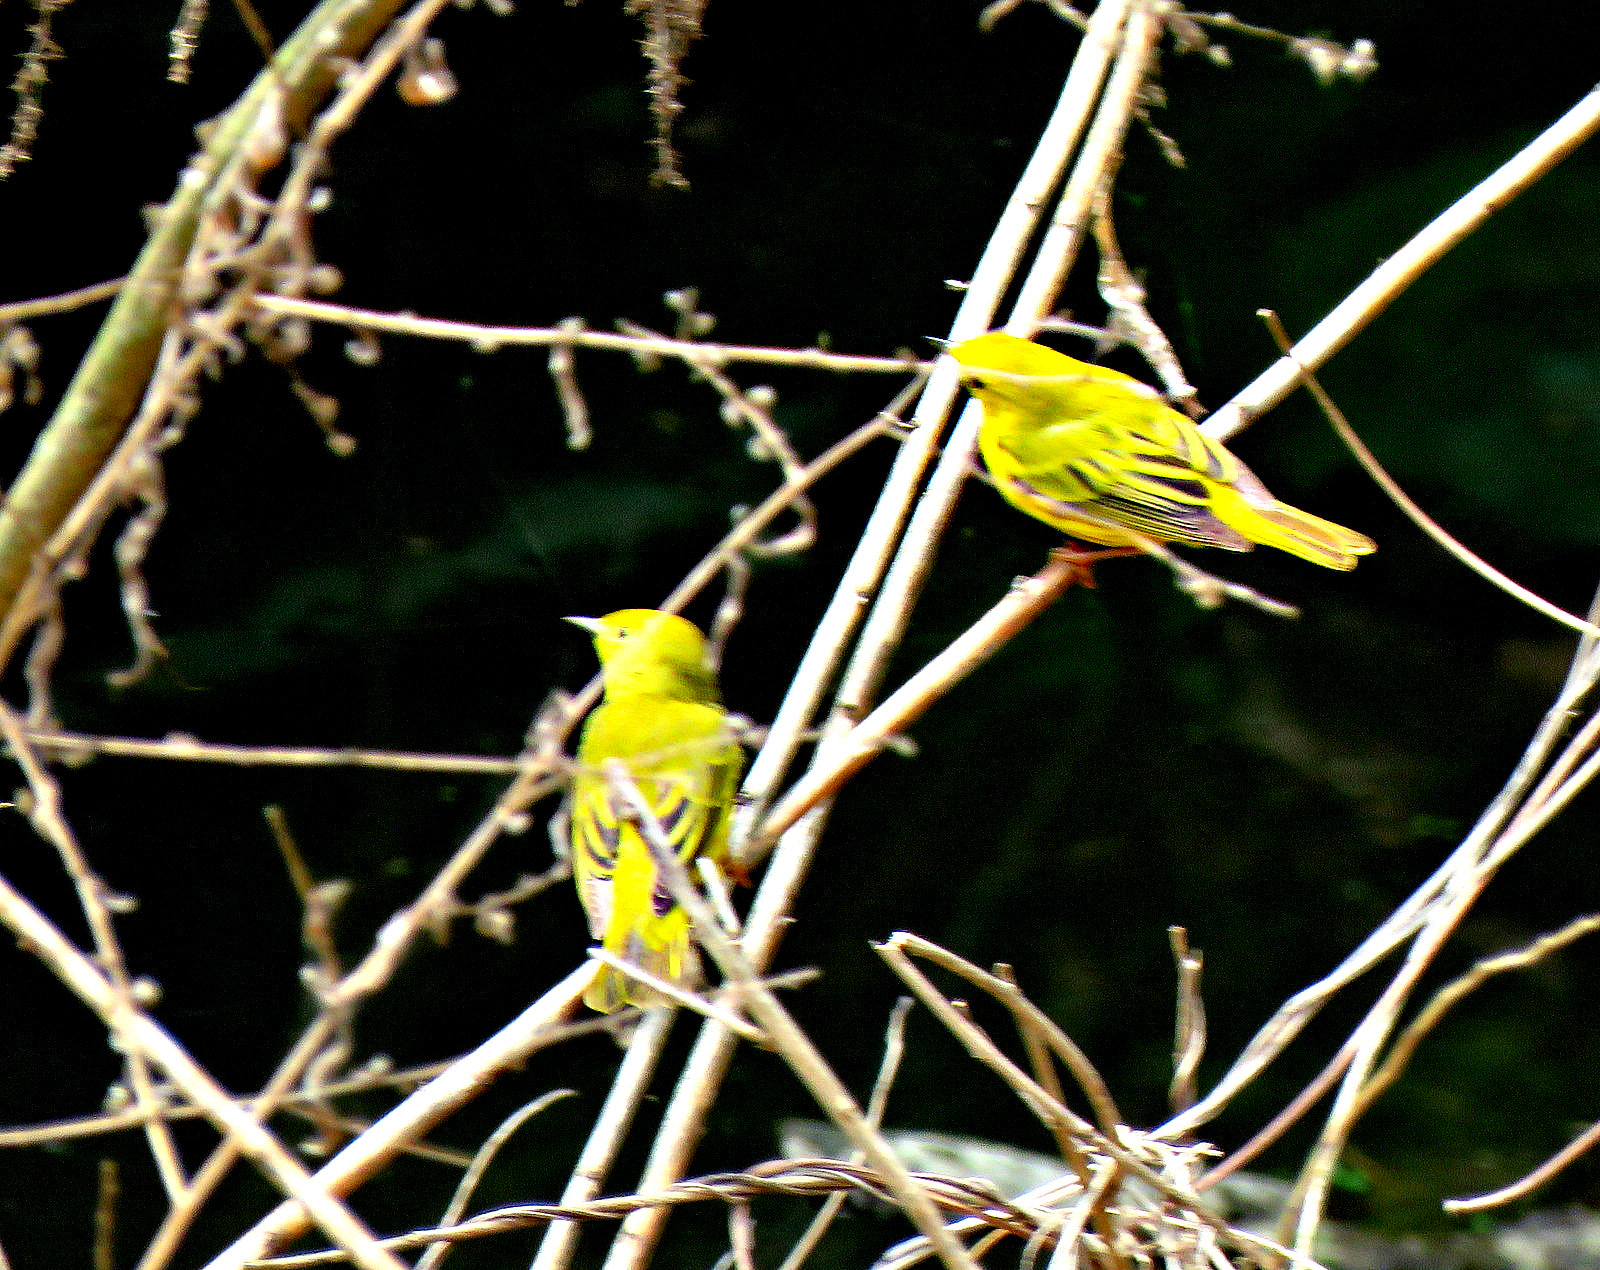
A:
344 331 381 366
397 37 457 106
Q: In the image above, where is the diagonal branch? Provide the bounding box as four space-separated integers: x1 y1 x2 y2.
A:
0 0 414 655
1204 84 1600 442
0 851 407 1270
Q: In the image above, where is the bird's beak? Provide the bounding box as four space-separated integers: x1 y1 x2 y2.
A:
926 336 953 351
564 616 602 636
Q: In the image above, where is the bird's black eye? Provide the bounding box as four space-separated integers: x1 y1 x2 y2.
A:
967 377 989 392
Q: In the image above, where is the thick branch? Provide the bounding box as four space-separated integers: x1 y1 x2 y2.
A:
0 0 410 655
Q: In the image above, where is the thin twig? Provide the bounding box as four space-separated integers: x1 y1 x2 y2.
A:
1186 622 1600 1231
744 555 1089 862
247 295 925 372
1277 660 1600 1258
441 862 574 944
1197 1042 1350 1194
776 999 914 1270
322 766 570 1010
1260 308 1600 640
22 727 528 774
726 1203 757 1270
137 1014 345 1270
0 277 124 323
0 704 190 1202
0 863 407 1270
985 963 1122 1270
894 938 1121 1134
0 0 442 680
602 769 983 1270
300 1113 472 1167
416 1090 577 1270
1009 0 1162 326
166 722 571 1247
1167 928 1204 1116
0 0 420 663
1125 534 1298 619
1158 583 1600 1147
1090 192 1196 411
547 317 591 450
0 1044 623 1150
621 317 818 558
264 804 348 991
197 966 593 1270
1362 913 1600 1119
1444 1113 1600 1214
585 949 769 1044
1278 896 1489 1259
873 933 1236 1268
94 1158 120 1270
528 1009 677 1270
663 390 914 616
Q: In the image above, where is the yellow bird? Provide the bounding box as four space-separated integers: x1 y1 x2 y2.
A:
950 332 1375 569
566 609 741 1013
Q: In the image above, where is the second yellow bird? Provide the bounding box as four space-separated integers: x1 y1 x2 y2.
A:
566 609 741 1013
950 333 1375 569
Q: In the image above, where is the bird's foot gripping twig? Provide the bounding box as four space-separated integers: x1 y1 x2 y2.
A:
1048 543 1141 589
1130 536 1301 619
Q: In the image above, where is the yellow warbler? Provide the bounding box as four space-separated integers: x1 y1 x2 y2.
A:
950 333 1375 569
566 609 741 1013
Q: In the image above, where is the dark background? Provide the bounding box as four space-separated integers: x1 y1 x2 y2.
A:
3 3 1600 1268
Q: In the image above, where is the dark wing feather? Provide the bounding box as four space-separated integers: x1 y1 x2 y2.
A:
1000 399 1254 549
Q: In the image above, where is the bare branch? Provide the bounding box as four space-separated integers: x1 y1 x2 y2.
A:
0 835 408 1270
24 727 528 774
198 966 594 1270
1259 308 1600 641
602 769 984 1270
0 277 123 323
248 295 926 373
529 1010 679 1270
0 0 423 662
1205 85 1600 442
415 1090 578 1270
1445 1113 1600 1215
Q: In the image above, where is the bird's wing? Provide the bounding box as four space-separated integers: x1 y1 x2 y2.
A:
998 414 1252 550
571 705 739 934
570 775 622 939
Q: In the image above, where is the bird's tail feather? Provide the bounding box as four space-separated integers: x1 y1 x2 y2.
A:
1247 501 1376 571
585 917 700 1013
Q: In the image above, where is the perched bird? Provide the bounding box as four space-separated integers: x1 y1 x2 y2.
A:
950 332 1375 570
565 609 741 1013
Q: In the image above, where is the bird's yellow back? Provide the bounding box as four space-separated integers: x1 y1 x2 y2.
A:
566 610 741 1012
951 332 1374 569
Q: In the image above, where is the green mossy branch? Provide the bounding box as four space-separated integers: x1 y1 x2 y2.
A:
0 0 411 668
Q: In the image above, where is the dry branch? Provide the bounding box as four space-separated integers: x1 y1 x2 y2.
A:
0 846 407 1270
199 966 592 1270
599 10 1144 1264
1205 83 1600 442
0 0 416 657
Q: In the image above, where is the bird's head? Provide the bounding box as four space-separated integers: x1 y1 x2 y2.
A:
566 609 717 701
947 332 1151 418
